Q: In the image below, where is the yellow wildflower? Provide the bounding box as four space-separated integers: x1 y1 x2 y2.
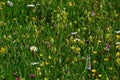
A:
115 13 119 17
40 62 45 67
44 78 48 80
109 67 113 70
36 67 40 71
68 2 73 7
95 78 99 80
105 34 110 39
88 36 92 41
45 62 49 65
98 40 102 43
91 69 96 73
116 52 120 57
39 54 43 57
104 58 109 61
70 45 75 50
20 76 25 80
93 60 97 64
0 2 5 5
50 37 54 43
79 40 85 45
70 36 74 41
0 47 5 53
75 47 80 53
92 51 97 54
116 58 120 65
77 28 80 32
31 17 37 21
116 44 120 49
13 18 17 21
116 35 120 39
105 78 109 80
98 74 102 78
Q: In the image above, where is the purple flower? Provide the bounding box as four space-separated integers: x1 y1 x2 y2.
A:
105 43 110 51
29 74 35 78
16 78 20 80
12 72 17 77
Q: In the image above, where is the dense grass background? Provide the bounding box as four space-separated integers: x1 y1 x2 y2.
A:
0 0 120 80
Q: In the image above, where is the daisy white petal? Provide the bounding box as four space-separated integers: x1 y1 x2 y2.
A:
71 32 77 35
7 0 13 6
116 42 120 45
30 62 39 65
27 4 35 7
115 31 120 34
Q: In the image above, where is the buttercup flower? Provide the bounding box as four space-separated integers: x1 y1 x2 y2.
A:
0 47 6 53
98 74 102 78
109 67 113 70
92 51 97 54
116 58 120 65
116 52 120 57
91 69 96 73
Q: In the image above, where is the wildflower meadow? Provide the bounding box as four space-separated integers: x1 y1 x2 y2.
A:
0 0 120 80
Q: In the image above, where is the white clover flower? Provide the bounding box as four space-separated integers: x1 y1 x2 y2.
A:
7 0 13 6
71 32 77 35
30 46 38 52
115 30 120 34
27 4 35 7
30 62 39 65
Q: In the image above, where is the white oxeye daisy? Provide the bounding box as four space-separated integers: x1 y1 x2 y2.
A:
71 32 77 35
30 46 38 52
115 30 120 34
116 42 120 45
75 38 80 41
7 0 13 6
27 4 35 7
30 62 39 65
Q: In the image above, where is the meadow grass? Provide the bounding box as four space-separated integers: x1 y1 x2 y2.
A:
0 0 120 80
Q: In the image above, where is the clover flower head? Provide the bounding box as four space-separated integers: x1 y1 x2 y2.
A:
7 0 13 6
29 74 35 78
30 46 37 52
